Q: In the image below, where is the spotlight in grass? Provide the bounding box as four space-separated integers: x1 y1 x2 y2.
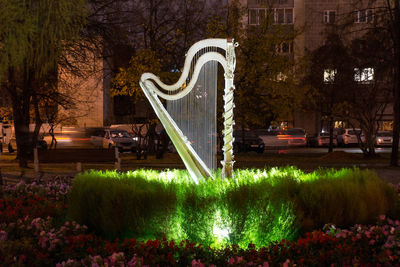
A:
213 225 229 240
213 211 230 246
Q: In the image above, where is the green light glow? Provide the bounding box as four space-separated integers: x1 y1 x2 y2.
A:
212 210 230 248
68 167 397 248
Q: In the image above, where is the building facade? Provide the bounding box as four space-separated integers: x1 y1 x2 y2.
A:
245 0 392 135
47 0 393 135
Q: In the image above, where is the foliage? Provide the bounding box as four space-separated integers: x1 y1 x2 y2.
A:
67 172 177 239
0 0 88 166
206 0 307 129
109 0 222 100
0 107 12 122
110 49 162 99
67 167 397 248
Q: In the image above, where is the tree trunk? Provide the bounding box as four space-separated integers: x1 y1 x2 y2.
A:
7 67 32 167
328 116 334 153
12 101 31 168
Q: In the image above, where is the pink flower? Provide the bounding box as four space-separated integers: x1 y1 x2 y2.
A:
384 231 389 236
236 256 243 263
0 230 7 241
365 231 371 239
39 236 48 248
379 215 386 221
192 259 205 267
262 262 270 267
228 257 235 264
283 259 291 267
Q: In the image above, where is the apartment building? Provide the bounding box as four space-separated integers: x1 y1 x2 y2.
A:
245 0 392 134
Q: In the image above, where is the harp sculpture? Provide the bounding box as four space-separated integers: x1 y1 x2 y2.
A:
139 38 237 184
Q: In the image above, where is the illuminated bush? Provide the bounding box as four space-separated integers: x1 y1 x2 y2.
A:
67 167 397 248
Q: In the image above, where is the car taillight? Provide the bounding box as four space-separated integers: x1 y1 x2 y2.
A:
277 135 290 140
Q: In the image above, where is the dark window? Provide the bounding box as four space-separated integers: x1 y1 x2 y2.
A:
285 9 293 24
249 9 258 25
324 10 336 24
277 9 284 23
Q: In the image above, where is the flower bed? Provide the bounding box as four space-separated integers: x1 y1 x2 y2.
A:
0 175 399 266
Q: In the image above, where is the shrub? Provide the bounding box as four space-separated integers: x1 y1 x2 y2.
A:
67 167 398 248
67 172 177 239
294 168 398 232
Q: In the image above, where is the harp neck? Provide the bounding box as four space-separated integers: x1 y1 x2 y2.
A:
140 38 235 98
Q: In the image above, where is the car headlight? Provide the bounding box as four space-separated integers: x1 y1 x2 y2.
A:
132 137 138 141
377 138 382 142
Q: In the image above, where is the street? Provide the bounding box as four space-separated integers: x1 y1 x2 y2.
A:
263 146 393 154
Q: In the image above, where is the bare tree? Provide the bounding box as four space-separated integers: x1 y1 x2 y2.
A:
304 33 352 153
336 0 400 162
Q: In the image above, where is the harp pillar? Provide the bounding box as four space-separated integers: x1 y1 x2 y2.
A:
221 39 237 179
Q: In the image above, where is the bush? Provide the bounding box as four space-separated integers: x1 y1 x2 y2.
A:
294 168 398 232
67 172 177 239
67 167 398 247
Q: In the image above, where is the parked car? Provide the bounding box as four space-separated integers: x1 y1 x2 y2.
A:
286 128 307 147
90 128 138 152
254 129 288 148
308 132 338 147
336 128 365 147
375 131 393 147
233 130 265 153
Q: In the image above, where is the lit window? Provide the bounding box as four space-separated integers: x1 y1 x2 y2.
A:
323 69 337 83
354 9 373 23
354 67 374 83
276 72 288 81
323 10 336 24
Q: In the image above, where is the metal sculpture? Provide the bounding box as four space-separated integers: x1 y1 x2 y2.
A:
139 38 237 183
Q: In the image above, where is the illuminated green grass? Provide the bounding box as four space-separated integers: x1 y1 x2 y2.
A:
67 167 398 248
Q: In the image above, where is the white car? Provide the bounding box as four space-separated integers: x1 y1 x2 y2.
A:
318 132 337 147
336 128 365 147
375 131 392 147
90 128 138 152
254 129 288 148
314 132 338 147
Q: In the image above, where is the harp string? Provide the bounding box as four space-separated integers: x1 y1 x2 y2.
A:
167 47 217 170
